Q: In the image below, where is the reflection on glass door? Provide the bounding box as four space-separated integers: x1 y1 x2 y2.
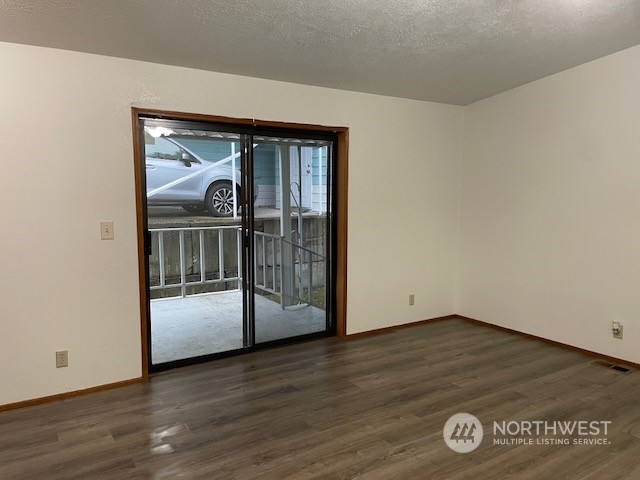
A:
252 136 333 344
142 120 249 366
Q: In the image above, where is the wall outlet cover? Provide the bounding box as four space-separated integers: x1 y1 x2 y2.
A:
100 221 115 240
612 322 623 340
56 350 69 368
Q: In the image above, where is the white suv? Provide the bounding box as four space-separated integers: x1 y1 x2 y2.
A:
145 136 256 216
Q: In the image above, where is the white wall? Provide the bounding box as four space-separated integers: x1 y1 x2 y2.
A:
3 38 638 408
458 45 640 364
0 42 463 405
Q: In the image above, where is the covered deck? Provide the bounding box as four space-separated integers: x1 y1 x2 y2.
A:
151 291 326 364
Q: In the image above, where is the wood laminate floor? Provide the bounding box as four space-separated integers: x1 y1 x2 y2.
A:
1 318 639 479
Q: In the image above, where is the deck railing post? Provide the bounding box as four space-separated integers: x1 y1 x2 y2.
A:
308 250 313 306
179 230 186 297
218 229 224 282
272 237 277 292
158 232 165 287
237 227 242 291
199 229 205 283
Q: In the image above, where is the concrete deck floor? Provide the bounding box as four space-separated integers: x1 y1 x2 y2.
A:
150 291 326 364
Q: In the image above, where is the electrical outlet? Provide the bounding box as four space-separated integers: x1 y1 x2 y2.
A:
612 322 623 340
56 350 69 368
100 221 114 240
409 294 415 306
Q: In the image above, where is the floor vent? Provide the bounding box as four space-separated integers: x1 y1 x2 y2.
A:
591 360 631 374
612 365 631 373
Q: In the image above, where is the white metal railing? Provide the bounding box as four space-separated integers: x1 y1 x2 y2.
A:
254 231 326 307
254 231 281 297
150 226 325 305
150 226 242 297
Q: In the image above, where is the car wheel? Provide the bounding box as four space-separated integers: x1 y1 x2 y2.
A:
205 182 236 217
181 204 206 214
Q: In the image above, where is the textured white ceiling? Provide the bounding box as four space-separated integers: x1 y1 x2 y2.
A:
1 0 639 105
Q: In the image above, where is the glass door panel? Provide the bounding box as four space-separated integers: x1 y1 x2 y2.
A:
142 119 250 366
252 136 334 344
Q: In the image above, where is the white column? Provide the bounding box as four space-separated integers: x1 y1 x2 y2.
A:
278 145 294 308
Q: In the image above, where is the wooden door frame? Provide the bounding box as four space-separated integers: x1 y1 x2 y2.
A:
131 108 349 379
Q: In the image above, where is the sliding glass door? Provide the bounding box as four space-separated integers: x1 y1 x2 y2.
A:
252 136 333 343
139 116 336 370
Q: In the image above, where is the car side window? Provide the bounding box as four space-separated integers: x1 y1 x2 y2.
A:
146 137 182 161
